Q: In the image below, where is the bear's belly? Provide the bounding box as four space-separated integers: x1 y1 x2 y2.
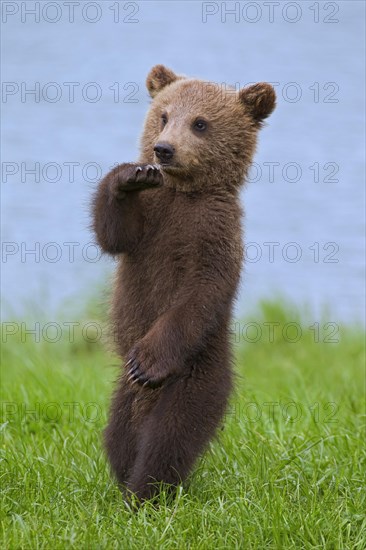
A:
112 225 190 355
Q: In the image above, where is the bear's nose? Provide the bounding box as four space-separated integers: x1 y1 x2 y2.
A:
154 142 175 162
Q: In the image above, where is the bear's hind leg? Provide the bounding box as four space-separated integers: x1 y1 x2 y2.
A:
104 377 139 487
127 370 230 502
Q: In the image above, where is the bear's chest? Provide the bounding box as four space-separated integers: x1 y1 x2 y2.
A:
139 189 198 271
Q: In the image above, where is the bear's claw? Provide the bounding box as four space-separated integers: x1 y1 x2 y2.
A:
111 163 163 198
125 346 166 389
129 164 162 186
127 362 151 386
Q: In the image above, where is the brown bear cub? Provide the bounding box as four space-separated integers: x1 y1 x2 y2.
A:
92 65 275 502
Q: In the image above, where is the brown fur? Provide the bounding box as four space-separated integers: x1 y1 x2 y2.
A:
92 65 275 503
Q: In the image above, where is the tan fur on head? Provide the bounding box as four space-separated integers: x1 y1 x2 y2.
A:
140 74 276 192
146 65 185 98
239 83 276 126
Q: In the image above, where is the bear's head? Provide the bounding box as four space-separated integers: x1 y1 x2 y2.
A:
140 65 276 192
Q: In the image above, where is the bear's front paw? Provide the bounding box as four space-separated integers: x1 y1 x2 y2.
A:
125 340 173 389
111 163 163 199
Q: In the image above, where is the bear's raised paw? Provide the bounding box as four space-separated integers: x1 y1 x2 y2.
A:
111 163 163 199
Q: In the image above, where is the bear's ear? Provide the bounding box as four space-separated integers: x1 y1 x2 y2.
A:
239 83 276 125
146 65 182 98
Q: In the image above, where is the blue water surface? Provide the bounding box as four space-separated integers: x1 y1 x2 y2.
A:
2 1 365 324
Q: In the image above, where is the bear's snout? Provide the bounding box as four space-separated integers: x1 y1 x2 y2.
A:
154 142 175 163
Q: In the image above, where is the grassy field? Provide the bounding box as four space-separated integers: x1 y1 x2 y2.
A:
1 302 365 549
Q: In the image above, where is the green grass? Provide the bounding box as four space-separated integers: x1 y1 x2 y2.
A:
1 302 365 549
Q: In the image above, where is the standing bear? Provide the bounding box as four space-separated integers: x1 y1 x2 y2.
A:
92 65 276 502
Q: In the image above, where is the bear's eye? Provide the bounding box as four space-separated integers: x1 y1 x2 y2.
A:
161 113 168 127
193 119 207 132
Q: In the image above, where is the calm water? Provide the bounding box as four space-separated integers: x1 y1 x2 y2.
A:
2 1 365 324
